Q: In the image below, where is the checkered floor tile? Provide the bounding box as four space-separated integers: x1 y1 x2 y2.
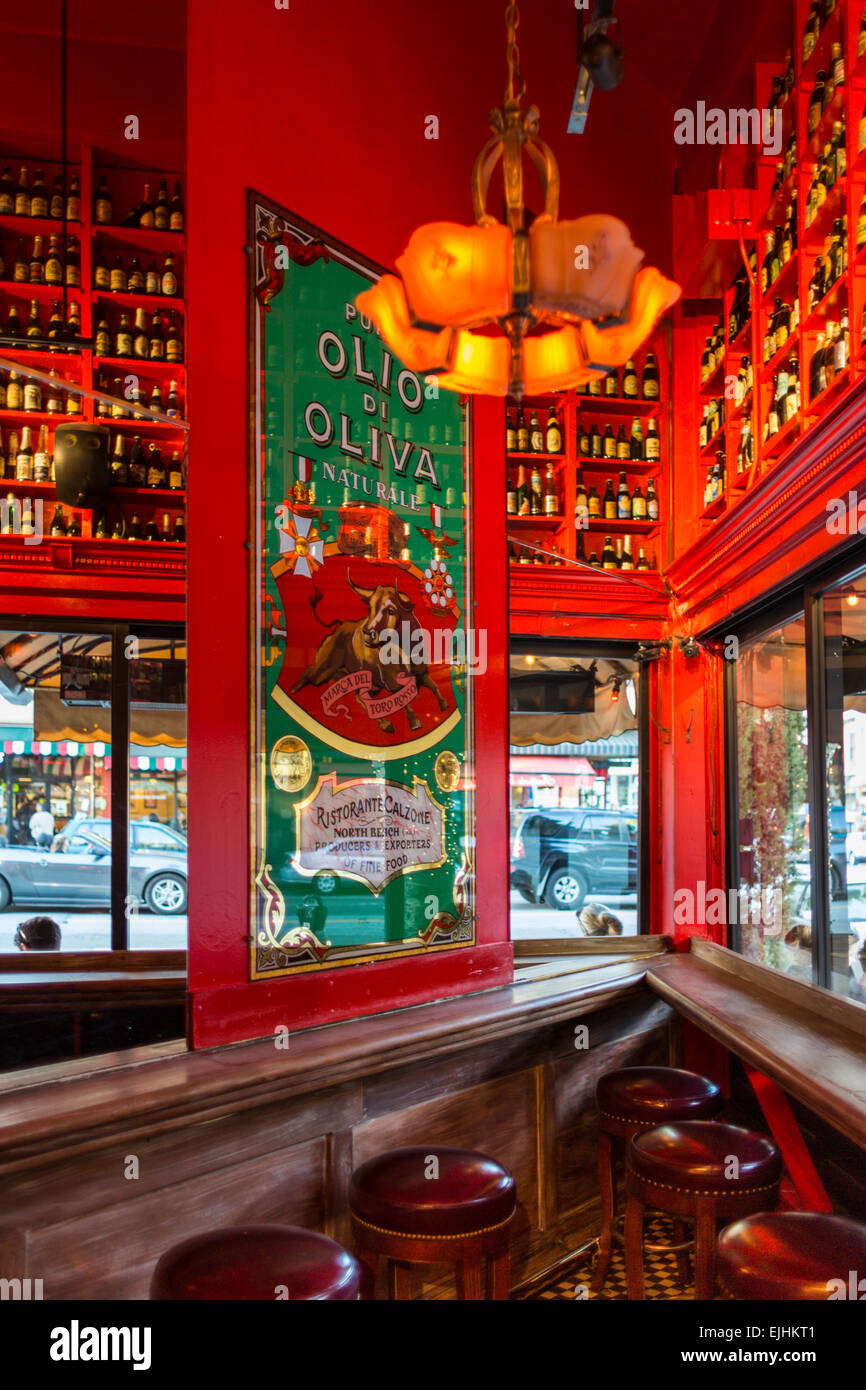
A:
527 1216 700 1300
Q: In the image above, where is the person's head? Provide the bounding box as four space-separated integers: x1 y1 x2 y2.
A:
15 916 62 951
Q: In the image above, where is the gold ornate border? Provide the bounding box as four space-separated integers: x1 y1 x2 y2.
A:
247 191 477 980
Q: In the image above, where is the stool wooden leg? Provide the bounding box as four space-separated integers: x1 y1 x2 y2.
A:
592 1129 615 1292
624 1190 646 1300
693 1198 717 1301
456 1257 485 1300
388 1259 413 1300
487 1248 511 1301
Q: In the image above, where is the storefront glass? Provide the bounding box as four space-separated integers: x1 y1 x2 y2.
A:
733 614 810 981
509 646 641 939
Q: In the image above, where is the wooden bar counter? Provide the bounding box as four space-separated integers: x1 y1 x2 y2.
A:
0 938 674 1300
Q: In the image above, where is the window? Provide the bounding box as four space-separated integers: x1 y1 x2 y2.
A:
509 640 645 937
0 620 186 954
731 613 810 981
728 560 866 1001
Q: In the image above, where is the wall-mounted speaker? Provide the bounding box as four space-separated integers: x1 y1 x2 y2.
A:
53 423 110 508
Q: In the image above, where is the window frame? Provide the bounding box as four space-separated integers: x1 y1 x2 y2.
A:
723 545 866 989
0 614 185 954
509 636 649 933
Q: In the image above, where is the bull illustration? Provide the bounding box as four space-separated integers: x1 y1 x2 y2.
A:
291 573 449 734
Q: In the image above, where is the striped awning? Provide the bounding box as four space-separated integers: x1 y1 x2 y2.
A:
510 734 638 758
0 731 187 770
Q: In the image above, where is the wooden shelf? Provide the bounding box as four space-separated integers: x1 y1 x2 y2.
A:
94 355 185 376
575 456 659 473
0 409 83 424
507 514 565 527
575 395 660 417
0 279 84 306
0 214 83 238
762 410 802 459
506 451 564 461
92 290 185 314
802 271 848 332
91 225 185 254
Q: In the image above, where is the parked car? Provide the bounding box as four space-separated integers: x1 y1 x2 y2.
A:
62 815 188 855
0 825 188 915
510 807 637 910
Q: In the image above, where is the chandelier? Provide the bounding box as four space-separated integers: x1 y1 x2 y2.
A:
356 2 680 400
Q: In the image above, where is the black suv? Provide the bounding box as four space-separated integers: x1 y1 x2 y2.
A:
510 807 637 910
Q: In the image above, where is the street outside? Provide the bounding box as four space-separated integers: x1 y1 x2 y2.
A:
0 908 188 951
510 890 638 938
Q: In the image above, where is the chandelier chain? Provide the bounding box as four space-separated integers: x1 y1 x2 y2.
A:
505 0 526 105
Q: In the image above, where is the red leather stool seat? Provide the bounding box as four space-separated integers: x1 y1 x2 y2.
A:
596 1066 722 1127
631 1121 782 1195
349 1145 516 1236
150 1224 362 1300
719 1212 866 1300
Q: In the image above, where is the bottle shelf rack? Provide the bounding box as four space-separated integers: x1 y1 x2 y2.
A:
691 0 866 531
0 142 187 572
505 332 669 574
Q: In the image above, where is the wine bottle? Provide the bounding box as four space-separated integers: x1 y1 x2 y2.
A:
127 512 143 540
25 299 42 339
602 424 616 459
94 176 112 224
110 433 127 485
545 407 561 453
115 313 133 358
45 235 64 286
632 484 647 520
0 167 15 214
149 312 166 361
601 536 619 570
66 174 81 221
506 472 517 514
630 417 644 459
529 411 543 452
16 426 34 481
641 351 660 400
616 471 631 519
603 477 617 519
139 183 155 228
590 423 602 458
635 547 650 571
93 248 110 291
646 477 659 521
542 463 559 515
168 451 184 489
5 372 23 409
516 408 529 452
516 463 528 515
645 418 661 462
12 238 28 282
575 468 588 521
133 307 149 358
110 255 127 293
128 437 147 487
587 485 601 518
505 409 516 452
160 511 173 541
169 181 184 231
49 503 67 536
49 174 64 220
165 381 182 419
128 256 145 293
604 369 618 398
95 511 110 539
145 514 159 541
23 372 42 412
616 424 629 461
14 166 30 217
154 180 171 231
65 236 81 288
145 260 160 296
28 235 45 284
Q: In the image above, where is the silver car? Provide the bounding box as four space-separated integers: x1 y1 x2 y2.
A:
0 824 188 915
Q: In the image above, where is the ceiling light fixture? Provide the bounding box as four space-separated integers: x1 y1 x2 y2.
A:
356 1 680 400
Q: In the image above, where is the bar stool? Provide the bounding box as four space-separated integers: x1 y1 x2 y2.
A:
349 1144 516 1300
718 1212 866 1300
592 1065 723 1292
150 1224 363 1300
625 1121 782 1300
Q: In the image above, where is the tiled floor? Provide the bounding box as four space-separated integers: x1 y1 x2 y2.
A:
526 1216 697 1300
